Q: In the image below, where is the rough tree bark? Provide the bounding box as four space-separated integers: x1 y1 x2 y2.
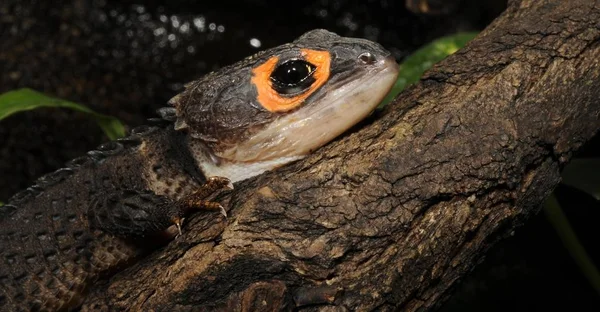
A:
83 0 600 310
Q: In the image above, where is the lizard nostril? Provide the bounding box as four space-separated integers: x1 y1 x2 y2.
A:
358 52 376 64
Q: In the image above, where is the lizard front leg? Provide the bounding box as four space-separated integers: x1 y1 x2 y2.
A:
88 176 233 240
167 176 234 236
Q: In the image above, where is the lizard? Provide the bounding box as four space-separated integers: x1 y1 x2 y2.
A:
0 29 399 312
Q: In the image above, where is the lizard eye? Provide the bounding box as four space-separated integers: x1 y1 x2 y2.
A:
270 60 316 96
251 49 330 112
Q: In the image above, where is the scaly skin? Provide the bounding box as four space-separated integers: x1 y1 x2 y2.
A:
0 125 207 311
0 29 398 311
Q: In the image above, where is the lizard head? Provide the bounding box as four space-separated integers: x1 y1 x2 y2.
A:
169 29 399 182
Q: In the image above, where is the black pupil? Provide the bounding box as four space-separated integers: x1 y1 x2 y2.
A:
270 60 316 95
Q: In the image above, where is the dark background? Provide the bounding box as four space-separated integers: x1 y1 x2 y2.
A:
1 0 598 311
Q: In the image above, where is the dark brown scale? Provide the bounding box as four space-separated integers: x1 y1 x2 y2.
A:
0 125 217 311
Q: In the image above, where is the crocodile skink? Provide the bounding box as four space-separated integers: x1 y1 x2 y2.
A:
0 29 399 311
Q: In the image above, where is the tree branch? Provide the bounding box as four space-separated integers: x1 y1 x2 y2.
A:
83 0 600 310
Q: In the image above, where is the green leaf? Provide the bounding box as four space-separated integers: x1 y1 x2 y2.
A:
0 88 125 140
379 31 479 107
561 158 600 200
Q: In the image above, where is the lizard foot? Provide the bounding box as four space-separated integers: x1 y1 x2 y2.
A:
179 176 233 217
163 177 232 238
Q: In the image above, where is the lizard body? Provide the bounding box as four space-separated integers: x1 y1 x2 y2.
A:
0 29 398 311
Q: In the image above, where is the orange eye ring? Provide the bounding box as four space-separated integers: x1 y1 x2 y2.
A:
252 49 331 113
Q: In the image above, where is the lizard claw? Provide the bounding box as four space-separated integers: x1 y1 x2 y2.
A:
218 204 228 218
174 217 185 237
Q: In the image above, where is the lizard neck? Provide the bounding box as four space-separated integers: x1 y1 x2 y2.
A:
139 128 207 200
187 138 303 183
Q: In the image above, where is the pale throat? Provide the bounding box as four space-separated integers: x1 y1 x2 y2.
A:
188 140 304 183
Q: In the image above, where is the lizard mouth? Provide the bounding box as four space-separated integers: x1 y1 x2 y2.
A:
207 55 399 181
